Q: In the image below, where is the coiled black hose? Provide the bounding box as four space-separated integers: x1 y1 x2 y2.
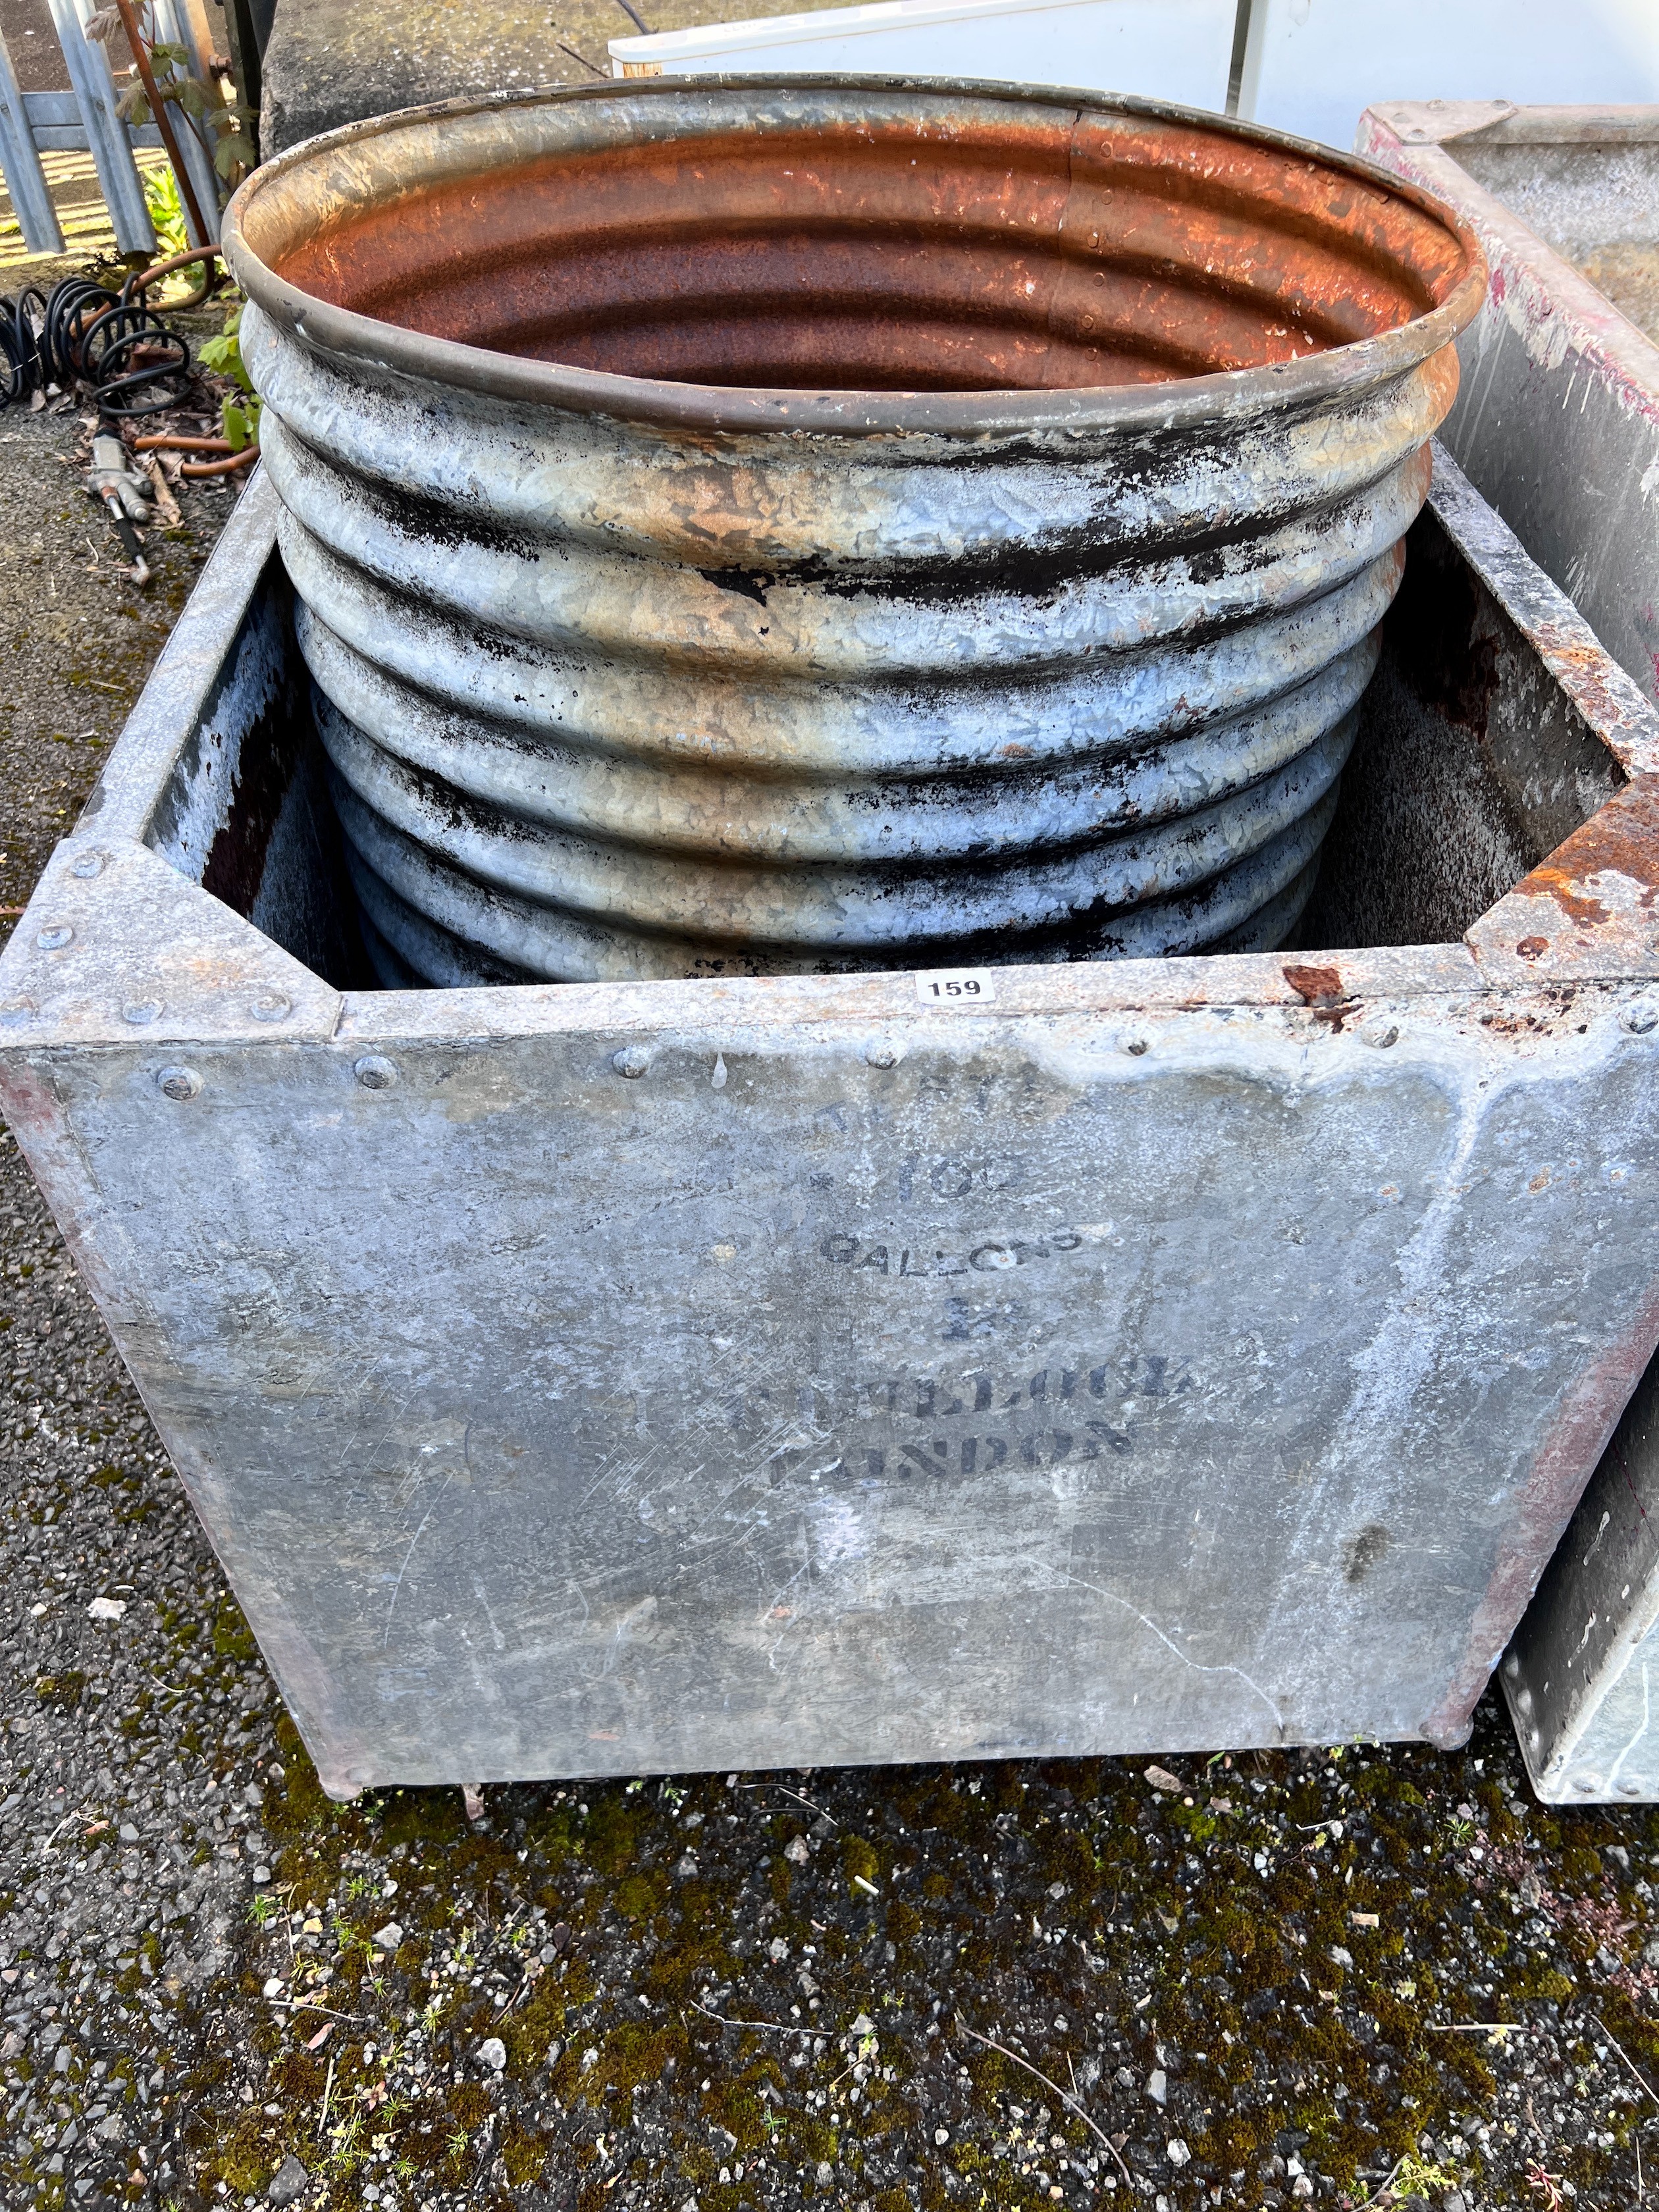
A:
0 286 45 406
0 273 193 417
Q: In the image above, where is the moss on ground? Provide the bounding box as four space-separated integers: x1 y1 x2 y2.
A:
79 1667 1646 2212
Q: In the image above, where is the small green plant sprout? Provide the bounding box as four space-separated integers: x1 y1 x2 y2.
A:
85 6 256 193
330 1912 375 1961
198 300 261 448
143 161 188 259
323 2105 365 2178
1445 1814 1477 1848
1390 2152 1458 2202
245 1892 274 1926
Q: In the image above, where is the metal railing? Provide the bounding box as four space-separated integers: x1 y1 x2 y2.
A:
0 0 221 262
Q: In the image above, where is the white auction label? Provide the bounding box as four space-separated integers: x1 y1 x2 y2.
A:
914 968 997 1006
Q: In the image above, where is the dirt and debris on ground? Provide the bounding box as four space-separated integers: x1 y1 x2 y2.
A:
0 259 237 921
2 265 1658 2212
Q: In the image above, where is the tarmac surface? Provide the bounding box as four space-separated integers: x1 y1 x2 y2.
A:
0 0 233 92
256 0 843 154
0 0 62 97
3 284 1659 2212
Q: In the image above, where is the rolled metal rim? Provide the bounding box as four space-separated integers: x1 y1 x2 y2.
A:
222 74 1488 440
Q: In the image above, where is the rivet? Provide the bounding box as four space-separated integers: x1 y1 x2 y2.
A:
122 999 163 1027
1501 1651 1521 1678
70 850 107 880
612 1045 652 1078
1515 935 1549 961
1120 1036 1149 1057
1619 1779 1642 1796
35 924 73 951
251 991 292 1024
1512 1685 1533 1714
1573 1775 1600 1794
157 1066 201 1103
1621 1002 1659 1036
0 999 34 1029
1361 1022 1400 1049
864 1040 902 1068
354 1054 398 1091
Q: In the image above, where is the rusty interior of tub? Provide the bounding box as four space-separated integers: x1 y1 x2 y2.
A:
258 109 1468 392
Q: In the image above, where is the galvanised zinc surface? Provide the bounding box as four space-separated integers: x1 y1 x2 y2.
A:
5 461 1659 1795
1359 103 1659 1802
5 851 1659 1799
1501 1354 1659 1804
224 78 1483 982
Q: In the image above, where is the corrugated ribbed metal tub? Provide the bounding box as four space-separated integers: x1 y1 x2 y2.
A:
223 78 1485 984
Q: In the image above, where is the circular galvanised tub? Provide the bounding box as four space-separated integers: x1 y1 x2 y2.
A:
223 78 1486 984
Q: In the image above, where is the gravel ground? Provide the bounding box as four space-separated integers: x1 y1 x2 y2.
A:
4 275 1659 2212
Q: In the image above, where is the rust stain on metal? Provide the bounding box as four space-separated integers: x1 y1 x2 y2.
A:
1282 963 1345 1002
1532 633 1654 752
1500 777 1659 942
1281 961 1352 1028
1531 777 1659 893
1523 871 1612 931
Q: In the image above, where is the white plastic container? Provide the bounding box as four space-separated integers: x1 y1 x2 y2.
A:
610 0 1235 113
1239 0 1659 155
610 0 1659 154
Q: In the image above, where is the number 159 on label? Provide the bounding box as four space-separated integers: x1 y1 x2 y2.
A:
915 968 997 1005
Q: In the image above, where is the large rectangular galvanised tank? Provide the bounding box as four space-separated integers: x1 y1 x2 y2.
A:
3 447 1658 1800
